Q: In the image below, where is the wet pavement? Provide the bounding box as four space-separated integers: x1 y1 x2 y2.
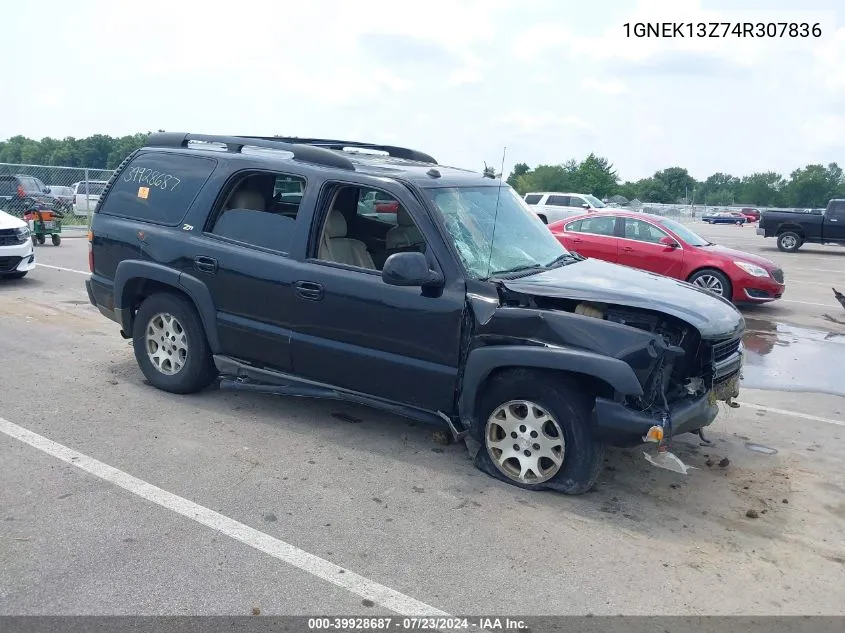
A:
741 318 845 398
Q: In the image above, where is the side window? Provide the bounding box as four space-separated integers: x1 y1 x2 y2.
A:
579 216 617 236
524 194 542 205
565 219 583 232
546 195 569 206
829 201 845 219
569 196 587 208
356 188 400 225
99 152 217 225
315 184 427 272
209 172 306 253
624 218 668 244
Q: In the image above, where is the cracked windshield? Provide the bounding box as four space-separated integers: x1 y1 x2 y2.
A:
426 185 571 278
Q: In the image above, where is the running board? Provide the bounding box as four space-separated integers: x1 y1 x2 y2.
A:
214 355 460 431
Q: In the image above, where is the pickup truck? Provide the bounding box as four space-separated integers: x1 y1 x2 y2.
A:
757 199 845 252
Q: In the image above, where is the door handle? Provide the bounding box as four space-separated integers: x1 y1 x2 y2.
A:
573 237 583 242
622 246 634 252
294 280 324 301
194 255 218 274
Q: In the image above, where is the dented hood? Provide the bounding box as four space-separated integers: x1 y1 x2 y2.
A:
501 258 744 340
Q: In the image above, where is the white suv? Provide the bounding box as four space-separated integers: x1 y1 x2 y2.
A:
0 209 36 279
523 192 607 224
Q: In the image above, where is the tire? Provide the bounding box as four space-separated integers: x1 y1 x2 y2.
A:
735 221 742 226
688 268 732 300
36 234 45 245
132 292 217 394
777 231 802 253
1 271 27 280
51 234 61 246
471 369 604 495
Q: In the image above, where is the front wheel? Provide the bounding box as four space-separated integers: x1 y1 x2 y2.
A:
688 268 732 300
777 231 802 253
132 292 218 394
471 369 604 495
51 234 61 246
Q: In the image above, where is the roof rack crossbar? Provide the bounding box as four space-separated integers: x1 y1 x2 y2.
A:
243 136 438 165
144 133 356 171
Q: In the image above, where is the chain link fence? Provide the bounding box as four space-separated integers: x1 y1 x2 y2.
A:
0 162 116 227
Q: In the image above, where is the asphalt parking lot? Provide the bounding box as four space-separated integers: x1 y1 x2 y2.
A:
1 222 844 617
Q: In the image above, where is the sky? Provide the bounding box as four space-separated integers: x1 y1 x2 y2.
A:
5 0 844 182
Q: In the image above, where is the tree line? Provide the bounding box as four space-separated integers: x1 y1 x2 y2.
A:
2 133 842 209
504 154 845 209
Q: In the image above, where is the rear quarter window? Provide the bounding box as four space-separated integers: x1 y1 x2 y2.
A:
98 152 217 225
524 194 542 205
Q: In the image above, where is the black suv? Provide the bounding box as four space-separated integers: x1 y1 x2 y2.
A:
85 133 745 494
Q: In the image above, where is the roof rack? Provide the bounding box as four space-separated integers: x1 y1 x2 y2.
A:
242 136 438 165
144 133 356 171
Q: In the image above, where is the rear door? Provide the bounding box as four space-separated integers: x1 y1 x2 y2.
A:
561 215 620 262
824 201 845 242
618 217 685 277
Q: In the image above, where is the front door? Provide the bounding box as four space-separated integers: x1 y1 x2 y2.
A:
617 217 685 277
288 181 466 413
825 200 845 242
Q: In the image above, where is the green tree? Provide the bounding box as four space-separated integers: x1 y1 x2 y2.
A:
653 167 696 203
782 163 844 207
573 153 619 198
506 162 529 189
735 172 785 207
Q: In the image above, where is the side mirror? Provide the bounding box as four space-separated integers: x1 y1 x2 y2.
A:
382 252 443 288
659 236 680 248
581 203 590 209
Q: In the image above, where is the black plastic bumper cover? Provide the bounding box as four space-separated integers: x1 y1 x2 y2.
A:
592 394 718 446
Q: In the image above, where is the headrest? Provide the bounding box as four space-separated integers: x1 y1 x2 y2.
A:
229 189 265 212
396 206 414 227
326 210 347 238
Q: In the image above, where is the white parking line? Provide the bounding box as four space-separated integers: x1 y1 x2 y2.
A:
780 299 840 308
737 402 844 427
0 416 450 618
36 263 89 275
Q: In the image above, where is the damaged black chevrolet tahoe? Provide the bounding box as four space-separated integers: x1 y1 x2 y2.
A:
85 133 745 494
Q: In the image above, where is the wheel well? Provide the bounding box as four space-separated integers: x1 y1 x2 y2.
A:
122 278 192 328
686 266 726 282
776 225 804 238
474 366 613 416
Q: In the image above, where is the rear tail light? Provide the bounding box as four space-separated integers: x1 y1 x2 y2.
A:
87 230 94 273
17 185 24 198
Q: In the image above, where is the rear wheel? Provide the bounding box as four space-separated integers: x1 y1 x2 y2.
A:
36 234 45 245
132 292 217 394
51 234 61 246
688 268 732 300
471 369 604 495
777 231 802 253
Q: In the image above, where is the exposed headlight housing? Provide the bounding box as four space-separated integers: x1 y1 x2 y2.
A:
734 261 769 277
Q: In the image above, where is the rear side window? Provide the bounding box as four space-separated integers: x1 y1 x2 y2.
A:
208 171 307 254
0 177 15 195
99 152 217 225
524 194 542 205
546 195 568 206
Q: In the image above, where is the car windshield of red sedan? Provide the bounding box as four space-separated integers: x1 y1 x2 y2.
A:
657 217 712 247
425 185 575 279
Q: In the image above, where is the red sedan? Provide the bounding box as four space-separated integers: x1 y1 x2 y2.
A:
548 211 785 303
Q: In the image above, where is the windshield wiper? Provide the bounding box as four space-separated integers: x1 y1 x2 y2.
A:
544 253 579 267
489 263 547 277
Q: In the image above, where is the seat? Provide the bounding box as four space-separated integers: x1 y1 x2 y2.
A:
227 188 266 212
320 210 376 270
385 207 425 251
